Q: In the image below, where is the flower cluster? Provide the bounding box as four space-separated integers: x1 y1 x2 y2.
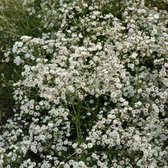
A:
0 0 168 167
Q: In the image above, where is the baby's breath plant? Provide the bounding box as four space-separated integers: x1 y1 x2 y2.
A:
0 0 168 168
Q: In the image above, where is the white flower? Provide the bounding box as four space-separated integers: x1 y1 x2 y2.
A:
68 86 75 93
14 56 23 65
87 143 93 149
162 78 168 87
48 123 53 128
131 52 138 59
93 56 99 62
133 135 141 142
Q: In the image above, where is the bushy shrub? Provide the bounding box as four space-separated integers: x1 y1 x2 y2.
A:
0 0 168 167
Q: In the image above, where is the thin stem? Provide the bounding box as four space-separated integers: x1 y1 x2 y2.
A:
72 99 83 144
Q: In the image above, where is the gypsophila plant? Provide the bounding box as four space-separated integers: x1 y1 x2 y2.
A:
0 0 168 167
